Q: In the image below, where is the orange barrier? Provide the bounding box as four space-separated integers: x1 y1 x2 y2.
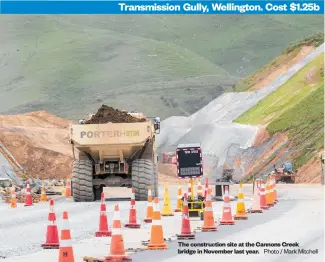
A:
125 188 140 228
250 180 263 213
65 179 72 198
58 211 75 262
147 197 167 250
144 186 153 223
96 192 111 237
202 188 218 231
9 186 17 208
177 193 195 239
219 186 235 225
259 183 269 210
42 199 59 249
24 182 33 207
104 204 131 261
174 184 182 212
266 180 274 208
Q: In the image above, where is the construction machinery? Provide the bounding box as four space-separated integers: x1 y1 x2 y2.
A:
176 143 205 220
69 111 160 202
273 162 296 183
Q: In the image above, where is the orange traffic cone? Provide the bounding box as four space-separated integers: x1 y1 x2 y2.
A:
42 199 59 249
209 185 214 198
234 184 248 220
144 186 153 223
9 185 17 208
125 188 140 228
250 180 263 213
58 211 74 262
24 181 33 206
96 192 111 237
272 176 279 203
177 193 195 239
147 197 167 250
40 184 48 202
266 180 274 208
269 177 275 205
174 184 182 212
104 204 131 261
204 178 209 200
197 180 203 198
259 183 269 210
202 188 217 232
220 186 235 225
65 179 71 198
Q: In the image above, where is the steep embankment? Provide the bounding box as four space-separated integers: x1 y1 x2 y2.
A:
234 52 324 183
157 40 324 182
0 111 73 179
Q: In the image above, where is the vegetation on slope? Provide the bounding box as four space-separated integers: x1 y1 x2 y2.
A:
0 15 323 120
235 53 324 169
231 33 324 92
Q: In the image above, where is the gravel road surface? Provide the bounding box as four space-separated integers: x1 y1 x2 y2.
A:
0 184 323 262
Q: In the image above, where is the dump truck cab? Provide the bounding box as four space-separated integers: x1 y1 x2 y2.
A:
70 110 160 202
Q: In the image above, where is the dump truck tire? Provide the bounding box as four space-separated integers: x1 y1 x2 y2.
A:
132 159 157 201
72 160 94 202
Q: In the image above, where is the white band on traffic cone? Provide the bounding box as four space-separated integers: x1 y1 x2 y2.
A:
205 207 212 211
113 211 120 221
61 219 70 230
112 228 122 235
152 219 162 226
153 202 160 212
60 239 72 247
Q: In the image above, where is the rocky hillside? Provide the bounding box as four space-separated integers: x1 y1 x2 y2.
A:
234 46 324 183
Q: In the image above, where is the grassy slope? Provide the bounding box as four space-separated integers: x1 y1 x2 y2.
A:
235 53 324 169
232 33 324 92
0 15 323 120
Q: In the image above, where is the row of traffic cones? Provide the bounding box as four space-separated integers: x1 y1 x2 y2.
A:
250 176 279 212
41 200 75 262
40 177 279 261
176 176 280 238
42 194 132 261
9 180 52 209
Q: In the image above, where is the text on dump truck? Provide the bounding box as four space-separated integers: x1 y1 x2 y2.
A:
80 130 140 138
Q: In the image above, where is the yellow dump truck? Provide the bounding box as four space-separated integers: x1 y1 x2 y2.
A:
69 112 160 202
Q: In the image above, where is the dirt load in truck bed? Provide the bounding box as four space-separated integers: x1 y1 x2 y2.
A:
85 105 146 124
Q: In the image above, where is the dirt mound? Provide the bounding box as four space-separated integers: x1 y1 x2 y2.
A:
85 105 146 124
0 111 73 180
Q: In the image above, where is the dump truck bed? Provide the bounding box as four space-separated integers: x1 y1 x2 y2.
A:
70 121 154 160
